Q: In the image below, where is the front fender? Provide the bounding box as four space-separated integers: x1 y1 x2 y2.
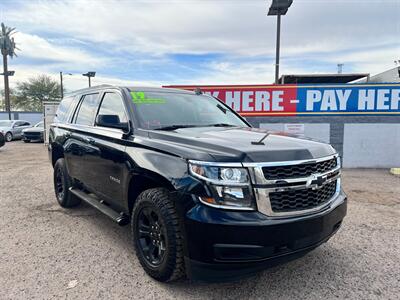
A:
124 146 191 191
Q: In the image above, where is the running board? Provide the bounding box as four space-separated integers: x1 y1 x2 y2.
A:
69 188 129 226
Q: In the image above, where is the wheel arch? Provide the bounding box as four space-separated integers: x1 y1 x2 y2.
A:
127 171 175 215
51 142 65 166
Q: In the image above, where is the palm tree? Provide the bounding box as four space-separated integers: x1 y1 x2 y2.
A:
0 23 18 120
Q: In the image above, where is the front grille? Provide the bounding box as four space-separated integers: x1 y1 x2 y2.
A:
24 132 42 139
269 180 337 213
262 158 337 180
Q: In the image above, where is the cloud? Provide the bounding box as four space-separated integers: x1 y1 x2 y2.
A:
0 0 398 86
0 65 160 92
14 32 106 67
4 0 399 56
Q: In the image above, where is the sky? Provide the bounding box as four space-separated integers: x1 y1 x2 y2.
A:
0 0 399 92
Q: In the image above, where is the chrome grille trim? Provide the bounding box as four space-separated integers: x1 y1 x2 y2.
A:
244 154 340 185
242 153 339 168
247 154 341 217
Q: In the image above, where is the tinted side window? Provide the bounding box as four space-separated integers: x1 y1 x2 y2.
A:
97 93 128 124
74 93 100 126
55 96 74 123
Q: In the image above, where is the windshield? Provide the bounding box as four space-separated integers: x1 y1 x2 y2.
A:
130 90 249 130
35 122 44 128
0 120 13 127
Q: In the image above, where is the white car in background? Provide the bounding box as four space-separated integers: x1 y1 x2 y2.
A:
22 121 44 143
0 120 32 142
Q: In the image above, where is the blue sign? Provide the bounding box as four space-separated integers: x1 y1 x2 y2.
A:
296 83 400 115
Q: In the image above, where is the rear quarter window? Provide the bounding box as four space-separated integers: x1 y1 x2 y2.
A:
55 96 75 123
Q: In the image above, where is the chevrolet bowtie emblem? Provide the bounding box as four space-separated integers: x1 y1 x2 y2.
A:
306 174 327 188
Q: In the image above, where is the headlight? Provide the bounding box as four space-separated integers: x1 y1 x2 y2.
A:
189 162 249 184
188 161 255 210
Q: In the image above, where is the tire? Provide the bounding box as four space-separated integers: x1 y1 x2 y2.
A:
23 139 31 143
53 158 81 208
132 188 185 282
5 132 13 142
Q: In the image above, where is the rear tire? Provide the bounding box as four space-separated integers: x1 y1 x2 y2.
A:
132 188 185 282
5 132 12 142
53 158 81 208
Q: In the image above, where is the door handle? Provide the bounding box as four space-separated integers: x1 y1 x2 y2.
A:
87 137 95 145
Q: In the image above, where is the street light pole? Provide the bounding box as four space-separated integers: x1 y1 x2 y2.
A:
268 0 293 85
82 72 96 87
275 13 281 85
59 72 72 98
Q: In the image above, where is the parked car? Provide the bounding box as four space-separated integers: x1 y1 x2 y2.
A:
22 121 44 143
49 86 347 282
0 120 32 142
0 131 5 148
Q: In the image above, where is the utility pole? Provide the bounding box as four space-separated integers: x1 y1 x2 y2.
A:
0 23 18 120
2 51 11 119
60 71 63 99
337 63 344 74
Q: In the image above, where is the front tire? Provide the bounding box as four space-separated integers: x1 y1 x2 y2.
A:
23 139 30 143
5 132 13 142
53 158 81 208
132 188 185 282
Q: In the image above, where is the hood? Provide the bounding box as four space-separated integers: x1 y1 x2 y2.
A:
22 127 43 133
0 126 12 132
141 127 336 163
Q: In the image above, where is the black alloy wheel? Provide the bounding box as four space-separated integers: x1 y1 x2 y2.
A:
53 158 81 208
132 188 185 282
136 207 167 267
55 166 65 202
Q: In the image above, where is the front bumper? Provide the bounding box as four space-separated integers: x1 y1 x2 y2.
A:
23 132 44 141
183 190 347 281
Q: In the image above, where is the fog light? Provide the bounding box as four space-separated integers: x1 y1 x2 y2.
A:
198 186 255 210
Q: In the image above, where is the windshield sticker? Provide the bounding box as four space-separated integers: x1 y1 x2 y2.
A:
130 91 166 104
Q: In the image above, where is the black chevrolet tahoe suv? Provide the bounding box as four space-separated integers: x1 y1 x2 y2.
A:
48 85 347 282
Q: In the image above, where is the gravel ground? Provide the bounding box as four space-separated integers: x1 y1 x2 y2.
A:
0 141 399 300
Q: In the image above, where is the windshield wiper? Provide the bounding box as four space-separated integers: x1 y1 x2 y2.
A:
155 124 201 131
205 123 237 127
216 104 227 114
155 123 236 131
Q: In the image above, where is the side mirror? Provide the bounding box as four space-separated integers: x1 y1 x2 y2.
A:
96 114 129 132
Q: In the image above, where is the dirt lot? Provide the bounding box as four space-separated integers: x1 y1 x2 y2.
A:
0 141 399 299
